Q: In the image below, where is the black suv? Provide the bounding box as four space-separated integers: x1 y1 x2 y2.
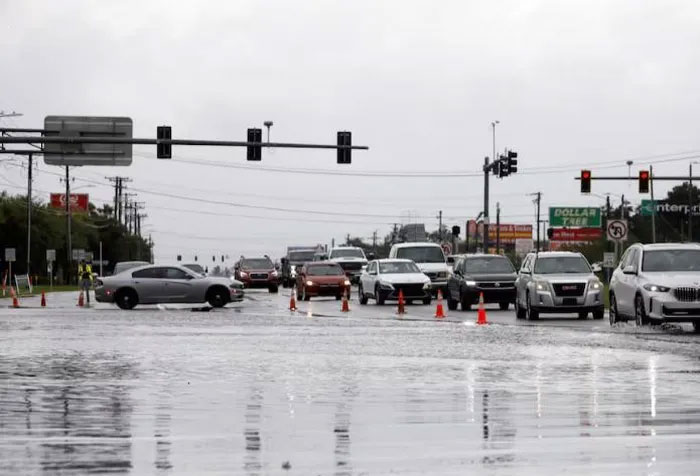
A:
446 254 517 311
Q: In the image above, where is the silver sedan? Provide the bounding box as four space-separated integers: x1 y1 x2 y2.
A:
95 264 245 310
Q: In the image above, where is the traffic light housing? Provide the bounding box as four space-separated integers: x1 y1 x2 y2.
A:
547 228 554 240
498 156 509 178
452 225 461 236
337 131 352 164
507 150 518 174
157 126 172 159
639 170 650 193
177 254 182 262
580 169 591 193
247 128 262 161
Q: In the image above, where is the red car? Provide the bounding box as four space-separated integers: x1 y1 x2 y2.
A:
296 262 351 301
235 256 279 293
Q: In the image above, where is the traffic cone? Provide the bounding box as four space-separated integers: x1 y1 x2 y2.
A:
435 289 446 319
289 287 297 311
41 291 46 307
11 287 19 308
397 289 405 316
78 290 85 307
477 292 488 325
341 287 350 312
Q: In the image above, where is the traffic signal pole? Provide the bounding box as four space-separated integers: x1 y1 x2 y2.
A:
483 157 490 253
650 165 656 243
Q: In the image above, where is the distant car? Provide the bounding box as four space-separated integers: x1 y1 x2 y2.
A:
295 262 351 301
95 264 244 310
609 243 700 331
358 259 432 305
327 246 368 284
515 251 604 320
235 256 279 293
281 248 318 288
112 261 150 275
446 254 517 311
388 243 449 295
182 263 207 276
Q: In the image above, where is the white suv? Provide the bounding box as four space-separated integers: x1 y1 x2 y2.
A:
609 243 700 331
388 242 449 295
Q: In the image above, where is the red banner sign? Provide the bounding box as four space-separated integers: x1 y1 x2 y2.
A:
50 193 89 212
467 221 533 244
551 227 602 242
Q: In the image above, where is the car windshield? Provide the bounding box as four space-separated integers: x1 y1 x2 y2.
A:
307 264 344 276
241 258 273 269
642 249 700 272
289 251 316 262
464 257 514 274
534 256 591 274
379 261 421 274
331 249 365 259
183 264 204 273
395 246 445 263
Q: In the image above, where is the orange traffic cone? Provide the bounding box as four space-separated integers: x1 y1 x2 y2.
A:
477 292 488 325
11 287 19 308
341 287 350 312
397 289 405 316
41 291 46 307
78 290 85 307
289 287 297 311
435 289 446 319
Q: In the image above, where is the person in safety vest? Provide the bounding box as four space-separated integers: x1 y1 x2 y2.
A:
78 259 93 304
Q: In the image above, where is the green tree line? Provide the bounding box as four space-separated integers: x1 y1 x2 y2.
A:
0 192 151 283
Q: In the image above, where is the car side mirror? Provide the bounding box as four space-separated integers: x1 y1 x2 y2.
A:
623 265 637 275
185 274 194 280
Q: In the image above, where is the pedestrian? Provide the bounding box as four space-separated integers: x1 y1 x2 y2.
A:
77 259 93 305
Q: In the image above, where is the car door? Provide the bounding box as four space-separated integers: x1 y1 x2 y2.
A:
161 267 196 302
615 247 638 315
360 261 374 294
516 255 533 307
131 267 166 303
447 258 464 300
366 262 379 296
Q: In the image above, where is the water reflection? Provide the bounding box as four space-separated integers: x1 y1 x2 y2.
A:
244 385 263 475
333 382 357 476
154 389 174 473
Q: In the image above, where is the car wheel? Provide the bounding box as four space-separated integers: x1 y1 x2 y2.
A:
499 302 509 311
207 286 229 308
609 294 619 325
526 293 539 320
593 309 604 320
635 294 649 326
460 294 471 311
516 302 526 319
447 292 458 311
375 285 385 306
578 311 588 319
358 284 368 305
693 322 700 333
115 288 138 310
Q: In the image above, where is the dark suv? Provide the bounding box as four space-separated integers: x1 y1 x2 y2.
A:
234 256 279 293
446 254 517 311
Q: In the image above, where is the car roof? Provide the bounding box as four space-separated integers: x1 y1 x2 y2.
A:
392 242 441 248
532 251 583 258
331 246 362 249
462 253 508 259
373 258 414 263
635 243 700 251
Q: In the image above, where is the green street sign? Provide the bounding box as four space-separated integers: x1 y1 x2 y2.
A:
641 199 656 216
549 207 601 227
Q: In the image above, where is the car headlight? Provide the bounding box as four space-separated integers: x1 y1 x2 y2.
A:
271 270 279 277
291 269 297 277
643 283 670 292
239 271 248 278
379 281 394 290
465 280 477 287
344 279 351 286
535 280 550 292
589 280 602 291
305 280 314 286
423 282 432 290
229 282 243 290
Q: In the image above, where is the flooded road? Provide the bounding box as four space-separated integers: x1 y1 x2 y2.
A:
2 290 700 475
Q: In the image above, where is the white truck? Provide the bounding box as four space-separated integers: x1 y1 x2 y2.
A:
328 246 368 284
388 242 449 295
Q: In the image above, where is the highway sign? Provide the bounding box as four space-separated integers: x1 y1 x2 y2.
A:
606 219 629 242
603 252 616 268
549 207 601 227
46 249 56 261
43 116 133 166
5 248 16 262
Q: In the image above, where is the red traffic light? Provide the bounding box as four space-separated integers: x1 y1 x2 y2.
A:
582 170 591 179
639 170 650 193
580 169 591 193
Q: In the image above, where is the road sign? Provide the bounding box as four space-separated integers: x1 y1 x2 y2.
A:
72 249 85 261
43 116 133 166
606 219 629 242
549 207 601 227
603 252 616 268
441 242 452 255
50 193 89 212
550 227 602 242
46 249 56 261
5 248 16 262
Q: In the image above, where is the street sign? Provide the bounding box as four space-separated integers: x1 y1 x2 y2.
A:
72 249 85 261
549 207 601 227
551 227 602 242
603 252 616 268
50 193 89 212
43 116 133 166
5 248 16 262
606 219 629 242
46 249 56 261
441 242 452 255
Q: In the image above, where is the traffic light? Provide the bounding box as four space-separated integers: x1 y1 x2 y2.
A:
212 255 216 262
157 126 172 159
507 150 518 174
194 255 198 262
452 225 461 236
492 159 500 176
247 128 262 161
337 131 352 164
498 156 509 178
639 170 650 193
580 169 591 193
547 228 554 240
221 255 224 262
177 254 182 261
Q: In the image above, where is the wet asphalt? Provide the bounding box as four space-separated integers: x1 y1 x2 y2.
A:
2 289 700 475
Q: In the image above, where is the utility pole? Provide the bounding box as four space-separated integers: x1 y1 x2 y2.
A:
465 221 470 253
606 196 612 283
117 178 132 225
496 202 501 255
532 192 542 252
650 165 656 243
26 153 33 274
65 166 72 284
690 163 693 242
483 156 490 253
437 210 443 242
372 230 377 255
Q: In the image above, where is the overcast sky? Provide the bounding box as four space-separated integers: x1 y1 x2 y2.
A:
2 0 700 262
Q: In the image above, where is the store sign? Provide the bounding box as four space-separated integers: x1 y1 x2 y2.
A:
467 221 533 245
549 207 601 227
551 227 602 242
641 199 700 217
50 193 89 212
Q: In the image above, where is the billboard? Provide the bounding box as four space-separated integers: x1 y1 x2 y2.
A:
641 199 700 216
551 227 602 242
50 193 89 212
549 207 601 227
43 116 133 166
467 221 533 245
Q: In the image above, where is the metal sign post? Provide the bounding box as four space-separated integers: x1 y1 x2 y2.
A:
46 249 56 291
5 248 16 292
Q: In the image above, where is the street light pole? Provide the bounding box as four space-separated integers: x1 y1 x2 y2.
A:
689 163 693 242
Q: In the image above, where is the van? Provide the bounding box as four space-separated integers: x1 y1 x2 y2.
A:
388 242 449 295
